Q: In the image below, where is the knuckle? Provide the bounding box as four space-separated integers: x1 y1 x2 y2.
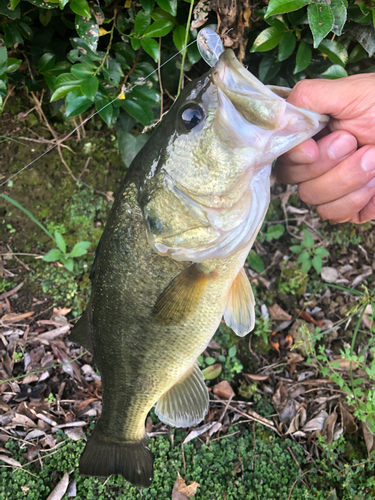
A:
289 80 316 109
317 205 332 222
297 182 314 204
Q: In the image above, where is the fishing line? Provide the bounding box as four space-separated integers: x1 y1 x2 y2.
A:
0 39 198 188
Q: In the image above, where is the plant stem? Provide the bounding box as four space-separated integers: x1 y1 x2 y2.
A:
350 304 366 404
0 194 55 242
94 14 116 77
177 0 195 98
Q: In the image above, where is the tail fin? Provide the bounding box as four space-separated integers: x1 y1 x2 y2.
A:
79 428 154 488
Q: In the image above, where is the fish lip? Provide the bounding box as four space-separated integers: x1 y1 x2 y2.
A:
212 49 268 95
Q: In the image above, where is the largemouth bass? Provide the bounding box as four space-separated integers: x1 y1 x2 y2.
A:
70 48 328 487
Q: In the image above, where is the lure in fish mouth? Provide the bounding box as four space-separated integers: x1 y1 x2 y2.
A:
70 42 328 488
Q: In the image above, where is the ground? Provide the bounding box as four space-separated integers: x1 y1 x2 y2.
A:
0 92 375 499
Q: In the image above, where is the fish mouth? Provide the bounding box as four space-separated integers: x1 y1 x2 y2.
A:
212 49 287 131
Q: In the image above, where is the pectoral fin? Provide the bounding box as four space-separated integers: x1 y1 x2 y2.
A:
152 263 213 325
155 363 209 428
224 268 255 336
70 307 94 353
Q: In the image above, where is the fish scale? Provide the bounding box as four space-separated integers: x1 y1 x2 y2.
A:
70 47 328 487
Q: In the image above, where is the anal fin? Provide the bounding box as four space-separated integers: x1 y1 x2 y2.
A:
224 267 255 337
69 307 94 353
155 363 209 428
152 263 214 325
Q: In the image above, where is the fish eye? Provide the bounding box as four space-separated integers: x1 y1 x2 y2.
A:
181 105 205 130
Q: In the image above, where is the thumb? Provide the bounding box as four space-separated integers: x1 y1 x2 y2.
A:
287 78 349 118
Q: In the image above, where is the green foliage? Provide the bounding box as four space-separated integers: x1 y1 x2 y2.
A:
13 351 23 362
198 325 245 382
265 223 285 241
0 0 201 148
290 229 330 274
293 285 375 434
250 0 375 87
279 261 309 296
0 427 312 499
306 435 375 499
0 278 13 294
253 314 272 345
42 230 91 272
247 251 265 273
322 222 362 247
44 393 57 404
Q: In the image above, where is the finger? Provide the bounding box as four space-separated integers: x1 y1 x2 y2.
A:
298 145 375 206
277 138 319 166
286 76 370 118
276 131 357 185
357 192 375 223
316 179 375 223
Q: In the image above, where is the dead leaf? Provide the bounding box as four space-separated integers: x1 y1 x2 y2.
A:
330 357 358 371
74 398 98 413
172 476 189 500
64 427 87 442
172 476 200 499
297 370 316 382
294 309 325 327
285 404 307 435
243 373 269 383
53 307 71 316
46 472 70 500
41 434 56 448
286 351 304 373
279 399 296 426
0 432 10 443
8 413 37 429
362 420 375 456
38 325 70 340
322 408 338 444
272 381 288 412
25 429 46 440
362 314 374 330
268 304 291 321
1 311 35 323
66 479 77 498
351 266 372 288
207 339 221 349
208 422 222 437
321 267 339 283
0 454 22 467
302 410 328 432
21 445 41 461
145 416 153 433
183 422 219 444
213 380 235 400
340 402 358 434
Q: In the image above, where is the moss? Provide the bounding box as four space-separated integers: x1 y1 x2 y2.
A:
251 334 271 357
0 428 313 500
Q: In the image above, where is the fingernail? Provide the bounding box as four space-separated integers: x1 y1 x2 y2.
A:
365 177 375 188
328 134 357 160
361 148 375 172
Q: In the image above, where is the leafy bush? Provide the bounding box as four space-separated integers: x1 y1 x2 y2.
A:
1 0 374 145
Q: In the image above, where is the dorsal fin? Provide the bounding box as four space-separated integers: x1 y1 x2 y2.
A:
224 268 255 336
155 362 209 428
152 263 214 325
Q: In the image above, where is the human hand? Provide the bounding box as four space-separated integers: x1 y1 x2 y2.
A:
275 74 375 223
